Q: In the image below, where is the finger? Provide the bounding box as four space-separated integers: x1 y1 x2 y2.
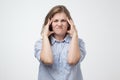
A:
69 20 76 29
45 19 51 29
50 18 53 24
69 19 75 26
67 18 71 25
46 18 52 25
47 18 53 27
67 30 70 34
47 19 51 25
49 31 54 35
67 18 75 29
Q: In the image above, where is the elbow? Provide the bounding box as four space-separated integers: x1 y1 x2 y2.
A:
44 60 53 65
67 59 79 65
40 55 53 65
40 53 53 65
67 60 75 65
67 56 80 65
41 59 53 65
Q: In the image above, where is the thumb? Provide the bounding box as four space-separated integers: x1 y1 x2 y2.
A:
49 31 54 35
67 30 70 34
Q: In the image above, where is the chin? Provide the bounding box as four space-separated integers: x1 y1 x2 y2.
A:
54 32 66 36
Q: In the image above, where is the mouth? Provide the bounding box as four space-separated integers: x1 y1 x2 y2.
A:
56 27 63 29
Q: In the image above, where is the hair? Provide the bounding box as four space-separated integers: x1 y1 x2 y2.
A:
41 5 73 44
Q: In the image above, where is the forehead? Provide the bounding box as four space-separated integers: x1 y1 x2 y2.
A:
52 12 67 19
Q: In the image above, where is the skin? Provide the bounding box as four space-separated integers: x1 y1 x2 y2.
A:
40 12 80 65
52 12 68 40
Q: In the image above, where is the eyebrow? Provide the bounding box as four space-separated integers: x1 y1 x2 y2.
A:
53 19 66 21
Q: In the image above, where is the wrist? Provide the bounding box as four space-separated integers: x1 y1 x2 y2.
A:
73 30 78 35
43 34 49 38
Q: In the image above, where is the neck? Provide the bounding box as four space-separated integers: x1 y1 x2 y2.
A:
53 34 66 41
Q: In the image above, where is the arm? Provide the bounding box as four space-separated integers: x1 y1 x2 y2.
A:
40 36 53 64
40 19 54 65
67 19 80 65
67 32 80 65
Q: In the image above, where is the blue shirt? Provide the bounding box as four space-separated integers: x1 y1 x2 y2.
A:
34 35 86 80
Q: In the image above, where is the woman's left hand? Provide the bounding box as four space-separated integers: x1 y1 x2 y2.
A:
67 18 78 37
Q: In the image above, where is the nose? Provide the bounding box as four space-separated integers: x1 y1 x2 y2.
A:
57 21 62 26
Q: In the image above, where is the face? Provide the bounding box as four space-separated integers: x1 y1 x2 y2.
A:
51 12 69 36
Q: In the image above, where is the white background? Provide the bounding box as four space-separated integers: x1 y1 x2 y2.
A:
0 0 120 80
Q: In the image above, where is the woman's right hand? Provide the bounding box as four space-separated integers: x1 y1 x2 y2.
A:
42 19 54 37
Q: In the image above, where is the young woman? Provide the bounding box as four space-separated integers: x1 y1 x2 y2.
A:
34 5 86 80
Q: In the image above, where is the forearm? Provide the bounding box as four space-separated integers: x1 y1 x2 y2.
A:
67 33 80 65
40 36 53 64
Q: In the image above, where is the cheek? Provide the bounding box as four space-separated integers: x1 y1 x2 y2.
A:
51 23 68 31
64 24 69 30
52 22 56 27
51 24 55 30
64 26 68 30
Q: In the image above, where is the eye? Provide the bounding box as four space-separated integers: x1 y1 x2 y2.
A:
53 19 58 22
61 19 67 22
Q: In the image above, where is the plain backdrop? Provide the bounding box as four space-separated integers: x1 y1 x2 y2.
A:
0 0 120 80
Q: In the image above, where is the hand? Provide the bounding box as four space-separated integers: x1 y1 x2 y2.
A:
67 18 78 37
42 19 54 37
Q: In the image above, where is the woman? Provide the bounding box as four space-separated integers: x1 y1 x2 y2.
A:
34 5 86 80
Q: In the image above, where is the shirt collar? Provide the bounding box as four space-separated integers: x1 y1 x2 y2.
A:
51 35 71 45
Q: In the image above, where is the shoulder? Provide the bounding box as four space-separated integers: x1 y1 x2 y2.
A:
78 38 86 48
78 38 85 44
35 38 43 47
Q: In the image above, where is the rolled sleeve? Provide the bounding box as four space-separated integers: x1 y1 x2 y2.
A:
34 39 42 62
79 39 86 62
